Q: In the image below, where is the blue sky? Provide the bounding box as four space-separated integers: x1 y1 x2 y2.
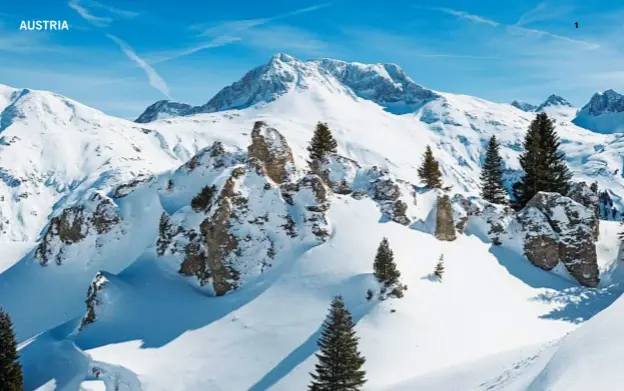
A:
1 0 623 118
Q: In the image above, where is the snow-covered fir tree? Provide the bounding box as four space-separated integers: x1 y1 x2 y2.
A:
434 254 445 281
480 136 507 204
308 122 338 162
373 238 403 298
418 145 443 189
513 113 572 208
309 296 367 391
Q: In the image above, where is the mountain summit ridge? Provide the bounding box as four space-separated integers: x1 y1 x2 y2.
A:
135 53 439 122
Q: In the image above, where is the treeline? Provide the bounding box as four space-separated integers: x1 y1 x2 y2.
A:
417 112 573 209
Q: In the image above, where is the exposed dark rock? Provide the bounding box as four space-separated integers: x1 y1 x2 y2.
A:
567 181 600 239
112 175 154 198
435 195 457 241
248 121 295 184
36 194 121 266
80 272 108 330
517 192 599 287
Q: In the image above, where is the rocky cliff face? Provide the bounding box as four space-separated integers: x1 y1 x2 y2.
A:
517 192 599 287
248 121 296 185
572 89 624 133
581 89 624 116
567 181 600 239
156 121 330 295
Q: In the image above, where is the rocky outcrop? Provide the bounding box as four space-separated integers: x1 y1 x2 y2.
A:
517 192 599 287
567 181 600 239
111 174 155 198
435 195 457 241
248 121 295 185
158 122 330 296
36 193 121 266
366 167 416 226
311 153 360 194
451 195 514 245
80 272 109 330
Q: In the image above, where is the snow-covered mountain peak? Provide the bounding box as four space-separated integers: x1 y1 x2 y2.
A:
510 100 537 112
536 94 573 111
572 89 624 133
135 54 440 122
135 100 194 123
584 89 624 115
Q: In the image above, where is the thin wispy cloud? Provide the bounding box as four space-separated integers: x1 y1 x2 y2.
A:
69 0 112 27
507 25 599 50
429 6 597 50
147 36 241 64
151 3 330 63
68 0 139 27
435 7 499 26
193 3 331 37
107 34 171 99
86 0 140 18
239 24 328 53
515 2 573 26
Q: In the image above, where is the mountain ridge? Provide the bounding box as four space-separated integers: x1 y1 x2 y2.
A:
135 53 440 122
1 54 624 391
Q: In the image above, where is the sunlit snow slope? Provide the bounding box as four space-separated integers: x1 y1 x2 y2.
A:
0 53 623 391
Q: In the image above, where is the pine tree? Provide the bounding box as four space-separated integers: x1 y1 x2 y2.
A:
434 254 445 281
0 308 23 391
512 113 572 208
309 296 367 391
480 136 507 204
418 145 443 189
373 238 402 296
590 181 598 194
308 122 338 162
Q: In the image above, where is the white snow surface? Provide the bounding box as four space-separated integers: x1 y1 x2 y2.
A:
1 53 624 390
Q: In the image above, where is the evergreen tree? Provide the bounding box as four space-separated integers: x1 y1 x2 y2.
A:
308 122 338 162
0 308 23 391
512 113 572 208
309 296 367 391
373 238 402 296
480 136 507 204
590 181 598 194
434 254 445 281
417 145 443 189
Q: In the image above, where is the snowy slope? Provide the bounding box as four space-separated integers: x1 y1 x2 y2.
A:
1 53 624 391
20 197 624 391
0 85 196 242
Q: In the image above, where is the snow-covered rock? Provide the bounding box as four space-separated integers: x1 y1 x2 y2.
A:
516 192 599 287
156 122 330 295
35 192 121 266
